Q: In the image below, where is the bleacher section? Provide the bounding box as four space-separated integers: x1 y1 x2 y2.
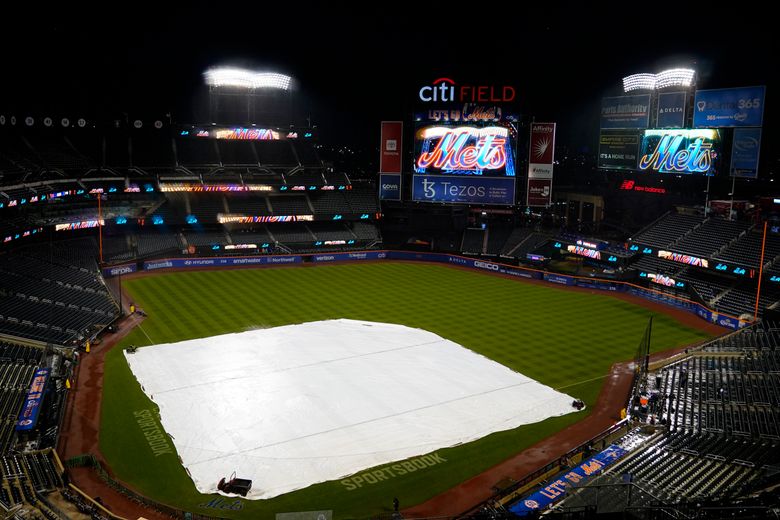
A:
512 323 780 517
675 271 732 305
630 256 685 276
0 450 65 518
0 343 45 453
267 223 314 244
716 285 780 318
175 138 219 166
183 231 228 248
254 140 297 166
674 218 751 258
631 213 703 249
716 231 780 269
186 194 227 223
351 222 381 241
225 195 271 215
602 432 765 502
655 356 780 435
499 228 534 257
461 229 485 254
268 196 310 215
136 232 183 258
485 227 512 256
0 247 117 344
509 232 551 260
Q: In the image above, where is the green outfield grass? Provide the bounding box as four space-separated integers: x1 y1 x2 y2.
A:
100 262 712 519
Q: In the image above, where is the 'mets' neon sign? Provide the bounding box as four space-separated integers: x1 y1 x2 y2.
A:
638 129 718 174
416 126 507 171
419 78 516 103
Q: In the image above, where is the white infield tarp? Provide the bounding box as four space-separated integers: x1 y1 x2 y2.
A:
125 319 579 499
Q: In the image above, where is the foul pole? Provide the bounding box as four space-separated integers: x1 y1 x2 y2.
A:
754 221 768 321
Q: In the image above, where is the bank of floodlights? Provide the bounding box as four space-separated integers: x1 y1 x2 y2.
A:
204 67 292 90
623 68 696 92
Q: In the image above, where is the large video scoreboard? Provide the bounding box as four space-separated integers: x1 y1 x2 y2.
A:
412 78 518 205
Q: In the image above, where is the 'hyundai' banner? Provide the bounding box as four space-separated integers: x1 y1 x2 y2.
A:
693 86 766 128
510 444 628 516
16 368 50 431
412 175 515 205
379 121 403 174
730 127 761 178
379 174 402 201
657 91 686 128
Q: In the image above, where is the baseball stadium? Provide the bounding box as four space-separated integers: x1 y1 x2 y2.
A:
0 6 778 520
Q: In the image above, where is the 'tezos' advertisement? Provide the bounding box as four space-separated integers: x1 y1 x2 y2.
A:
379 121 403 174
412 176 515 205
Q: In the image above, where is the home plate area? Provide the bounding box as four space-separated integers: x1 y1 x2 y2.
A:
124 319 579 499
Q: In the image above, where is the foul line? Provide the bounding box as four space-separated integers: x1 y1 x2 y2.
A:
137 323 155 345
556 374 608 391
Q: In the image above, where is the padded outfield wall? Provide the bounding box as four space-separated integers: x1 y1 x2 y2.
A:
101 250 748 330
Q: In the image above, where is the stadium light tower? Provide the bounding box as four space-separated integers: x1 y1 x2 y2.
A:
622 68 696 92
204 66 294 125
204 68 292 90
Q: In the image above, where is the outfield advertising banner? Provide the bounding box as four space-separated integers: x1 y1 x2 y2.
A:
312 251 388 262
379 173 402 201
143 256 302 270
527 179 552 207
379 121 403 174
693 86 766 128
575 279 618 291
276 511 332 520
102 263 137 277
544 273 575 286
657 91 687 128
730 127 762 178
412 175 515 205
600 95 651 129
528 123 556 179
386 251 454 263
510 444 628 516
638 129 719 175
445 255 540 279
16 368 50 431
598 130 640 170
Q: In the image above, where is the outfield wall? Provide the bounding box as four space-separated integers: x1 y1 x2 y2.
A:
101 250 747 330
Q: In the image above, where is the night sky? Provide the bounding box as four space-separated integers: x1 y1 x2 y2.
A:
2 2 776 158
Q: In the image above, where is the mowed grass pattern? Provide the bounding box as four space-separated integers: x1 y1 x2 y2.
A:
101 263 711 519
